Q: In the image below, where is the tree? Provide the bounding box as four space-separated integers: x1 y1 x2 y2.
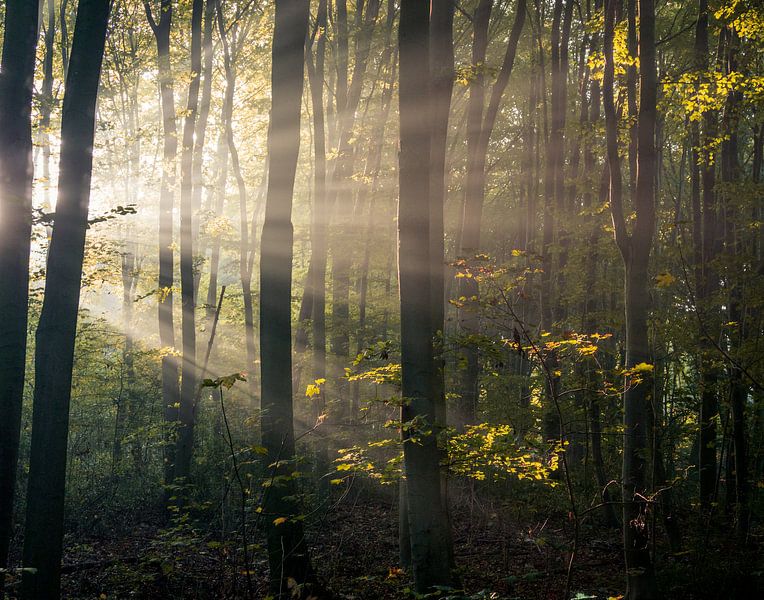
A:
456 0 526 428
259 0 316 595
398 0 456 591
174 0 205 484
21 0 112 596
692 0 719 511
0 0 39 585
603 0 658 596
144 0 180 488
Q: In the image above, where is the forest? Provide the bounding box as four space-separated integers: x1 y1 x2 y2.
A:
0 0 762 598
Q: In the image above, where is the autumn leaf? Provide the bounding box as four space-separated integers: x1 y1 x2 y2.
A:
655 272 676 287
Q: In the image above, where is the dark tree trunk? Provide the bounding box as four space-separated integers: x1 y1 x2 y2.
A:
20 1 111 596
693 0 719 511
398 0 456 591
144 0 181 488
0 0 39 583
429 0 457 571
192 0 216 301
720 29 749 540
604 0 658 596
174 0 205 484
259 0 316 595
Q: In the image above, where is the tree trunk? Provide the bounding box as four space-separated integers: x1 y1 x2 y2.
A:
216 4 259 407
259 0 316 595
114 244 138 468
20 1 111 596
192 0 216 301
0 0 39 583
145 0 181 489
693 0 719 511
720 29 749 540
39 0 56 222
398 0 455 591
328 1 382 423
174 0 205 484
456 0 526 429
604 0 658 595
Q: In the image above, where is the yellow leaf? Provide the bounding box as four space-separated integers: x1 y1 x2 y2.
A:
273 517 288 526
655 272 676 287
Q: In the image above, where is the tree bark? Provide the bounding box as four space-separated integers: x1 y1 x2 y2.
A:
144 0 181 488
604 0 658 595
693 0 719 511
398 0 456 591
259 0 316 594
0 0 39 583
21 1 111 596
174 0 205 484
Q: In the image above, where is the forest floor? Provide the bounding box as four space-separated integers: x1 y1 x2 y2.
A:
6 483 763 599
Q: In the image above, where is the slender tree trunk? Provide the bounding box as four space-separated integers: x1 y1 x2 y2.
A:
205 78 233 322
114 243 138 467
192 0 216 302
693 0 720 510
40 0 56 221
720 29 749 540
398 0 455 591
0 0 39 584
429 0 458 572
295 0 334 384
350 71 395 419
259 0 316 595
456 0 526 429
216 4 258 406
456 0 491 429
604 0 658 595
174 0 205 483
145 0 181 488
20 2 111 596
300 0 331 486
540 0 566 446
328 0 381 417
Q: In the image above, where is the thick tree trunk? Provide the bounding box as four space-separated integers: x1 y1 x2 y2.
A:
398 0 455 591
0 0 39 583
259 0 316 595
20 1 111 596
